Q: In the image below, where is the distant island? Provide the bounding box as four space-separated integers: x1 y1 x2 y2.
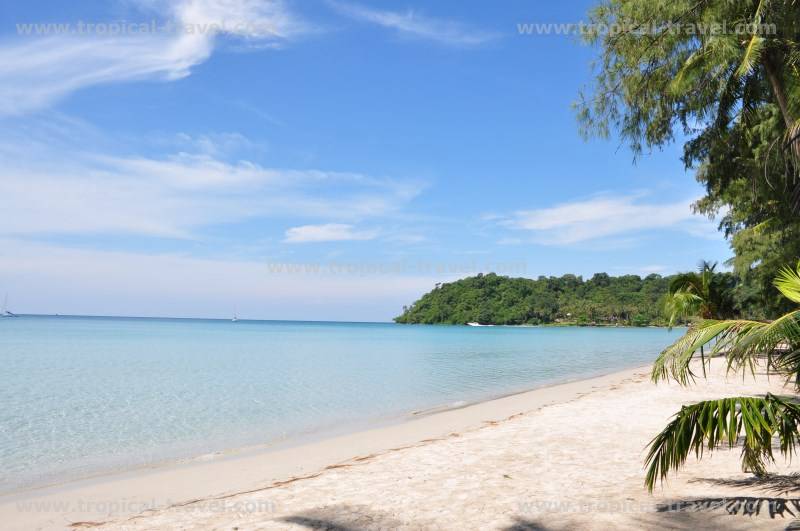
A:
394 272 675 326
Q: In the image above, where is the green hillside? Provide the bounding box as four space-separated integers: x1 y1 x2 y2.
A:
394 272 674 326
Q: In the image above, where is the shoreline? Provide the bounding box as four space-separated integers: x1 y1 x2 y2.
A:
1 359 659 498
0 363 654 530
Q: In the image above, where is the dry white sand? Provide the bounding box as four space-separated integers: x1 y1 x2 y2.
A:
4 361 800 530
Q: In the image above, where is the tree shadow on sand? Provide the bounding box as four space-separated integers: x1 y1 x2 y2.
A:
502 517 570 530
279 515 358 531
276 497 800 530
691 473 800 496
643 476 800 529
279 506 568 531
277 504 404 530
656 496 800 518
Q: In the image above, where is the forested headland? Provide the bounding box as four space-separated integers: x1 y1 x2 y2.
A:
395 270 739 326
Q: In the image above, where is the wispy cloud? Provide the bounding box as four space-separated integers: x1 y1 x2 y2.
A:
0 238 441 320
328 1 497 47
284 223 378 243
500 194 717 245
0 128 422 238
0 0 306 115
172 132 259 157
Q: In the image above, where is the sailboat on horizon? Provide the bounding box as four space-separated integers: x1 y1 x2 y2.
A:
1 294 18 318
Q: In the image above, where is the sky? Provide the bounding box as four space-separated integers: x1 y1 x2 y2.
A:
0 0 732 321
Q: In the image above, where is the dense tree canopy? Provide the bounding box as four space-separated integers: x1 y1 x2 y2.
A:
578 0 800 318
395 272 675 326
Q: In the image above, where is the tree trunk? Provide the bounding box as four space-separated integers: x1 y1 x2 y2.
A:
764 50 793 129
762 50 800 209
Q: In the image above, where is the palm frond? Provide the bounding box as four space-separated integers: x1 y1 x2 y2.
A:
735 0 768 79
663 289 703 328
722 311 800 377
775 262 800 304
645 394 800 492
698 260 717 274
669 49 705 95
652 319 756 385
669 272 703 295
772 348 800 389
736 35 765 78
652 311 800 385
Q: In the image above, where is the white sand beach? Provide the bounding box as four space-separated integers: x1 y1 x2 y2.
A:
4 361 798 531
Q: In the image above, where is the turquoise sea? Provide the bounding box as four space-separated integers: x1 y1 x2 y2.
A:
0 316 679 493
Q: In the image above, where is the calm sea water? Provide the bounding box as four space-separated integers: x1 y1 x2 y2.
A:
0 316 679 493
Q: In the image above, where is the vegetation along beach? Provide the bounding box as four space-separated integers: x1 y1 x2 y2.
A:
2 0 800 530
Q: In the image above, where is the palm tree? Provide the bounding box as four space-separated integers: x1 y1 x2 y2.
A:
645 262 800 491
663 261 736 324
662 261 736 376
670 0 800 156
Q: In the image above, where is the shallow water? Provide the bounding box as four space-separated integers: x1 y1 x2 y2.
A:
0 316 679 492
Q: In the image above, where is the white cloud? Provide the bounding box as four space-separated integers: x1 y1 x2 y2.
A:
284 223 378 243
0 132 422 238
0 0 305 115
329 1 497 47
502 194 717 245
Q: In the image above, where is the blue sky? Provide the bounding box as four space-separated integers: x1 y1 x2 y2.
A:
0 0 731 321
